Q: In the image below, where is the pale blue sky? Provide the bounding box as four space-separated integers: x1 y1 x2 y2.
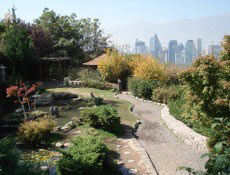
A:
0 0 230 28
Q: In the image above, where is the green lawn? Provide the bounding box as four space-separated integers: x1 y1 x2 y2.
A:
47 87 136 126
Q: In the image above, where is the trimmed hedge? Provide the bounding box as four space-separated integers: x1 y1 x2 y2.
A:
128 77 159 100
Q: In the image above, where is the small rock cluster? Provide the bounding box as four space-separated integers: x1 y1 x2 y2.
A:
55 142 72 149
56 121 75 132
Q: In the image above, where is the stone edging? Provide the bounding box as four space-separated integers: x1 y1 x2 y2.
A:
115 94 158 175
126 93 208 152
129 104 158 175
120 133 158 175
161 106 208 152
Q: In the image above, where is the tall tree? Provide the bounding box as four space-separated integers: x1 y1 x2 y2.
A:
27 24 54 57
1 8 34 78
35 8 84 66
35 8 110 66
79 18 110 59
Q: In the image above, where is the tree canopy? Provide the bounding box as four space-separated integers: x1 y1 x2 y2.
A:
34 8 110 66
0 8 110 78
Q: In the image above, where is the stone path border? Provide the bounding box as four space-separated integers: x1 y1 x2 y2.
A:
161 106 208 152
119 132 158 175
125 93 208 152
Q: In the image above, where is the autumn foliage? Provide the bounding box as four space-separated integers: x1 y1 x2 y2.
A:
98 50 166 83
130 55 165 81
6 81 37 112
97 49 130 82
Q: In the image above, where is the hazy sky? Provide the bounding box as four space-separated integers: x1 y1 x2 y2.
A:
1 0 230 47
1 0 230 28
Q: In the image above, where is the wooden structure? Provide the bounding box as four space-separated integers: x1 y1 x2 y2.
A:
30 57 70 80
83 54 107 69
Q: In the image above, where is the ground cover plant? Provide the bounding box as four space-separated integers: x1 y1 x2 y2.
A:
0 137 43 175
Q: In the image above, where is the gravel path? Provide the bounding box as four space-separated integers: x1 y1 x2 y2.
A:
118 94 207 175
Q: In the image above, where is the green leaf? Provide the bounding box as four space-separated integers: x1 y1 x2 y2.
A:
211 123 219 129
214 142 225 153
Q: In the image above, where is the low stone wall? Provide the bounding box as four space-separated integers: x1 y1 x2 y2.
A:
127 93 209 152
63 77 119 90
161 106 208 152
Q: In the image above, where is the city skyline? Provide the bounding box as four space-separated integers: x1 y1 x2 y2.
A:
128 34 222 66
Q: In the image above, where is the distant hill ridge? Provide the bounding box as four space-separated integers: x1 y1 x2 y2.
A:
105 14 230 47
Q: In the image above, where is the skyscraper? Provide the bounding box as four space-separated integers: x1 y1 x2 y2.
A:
197 39 202 57
206 45 222 58
135 39 146 54
150 34 162 58
175 43 185 65
185 40 197 65
168 40 178 64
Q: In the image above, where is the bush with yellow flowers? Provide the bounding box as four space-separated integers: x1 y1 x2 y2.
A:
130 55 165 81
97 49 130 83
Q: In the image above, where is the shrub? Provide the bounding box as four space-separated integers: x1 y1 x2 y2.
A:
0 137 19 175
18 117 56 145
152 86 181 104
80 81 114 90
180 55 222 118
128 77 158 99
164 65 183 85
6 81 38 114
92 97 103 106
0 137 42 175
130 55 165 81
69 68 103 82
98 49 130 83
80 105 120 132
178 146 230 175
57 135 108 175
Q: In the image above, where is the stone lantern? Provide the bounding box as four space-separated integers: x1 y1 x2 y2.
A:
0 64 6 85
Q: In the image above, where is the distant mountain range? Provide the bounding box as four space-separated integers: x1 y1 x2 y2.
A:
104 14 230 48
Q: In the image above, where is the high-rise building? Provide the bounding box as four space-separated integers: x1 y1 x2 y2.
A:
185 40 197 65
175 43 185 65
168 40 178 64
197 39 202 57
206 45 222 58
150 34 162 58
135 39 146 54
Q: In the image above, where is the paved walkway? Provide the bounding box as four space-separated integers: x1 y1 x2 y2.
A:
118 94 207 175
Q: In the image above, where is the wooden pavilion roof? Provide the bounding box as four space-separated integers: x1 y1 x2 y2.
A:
83 54 107 66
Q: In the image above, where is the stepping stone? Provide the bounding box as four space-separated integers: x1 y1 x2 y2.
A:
128 160 135 163
129 169 139 174
124 151 131 155
117 161 125 165
117 144 122 148
124 145 130 148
